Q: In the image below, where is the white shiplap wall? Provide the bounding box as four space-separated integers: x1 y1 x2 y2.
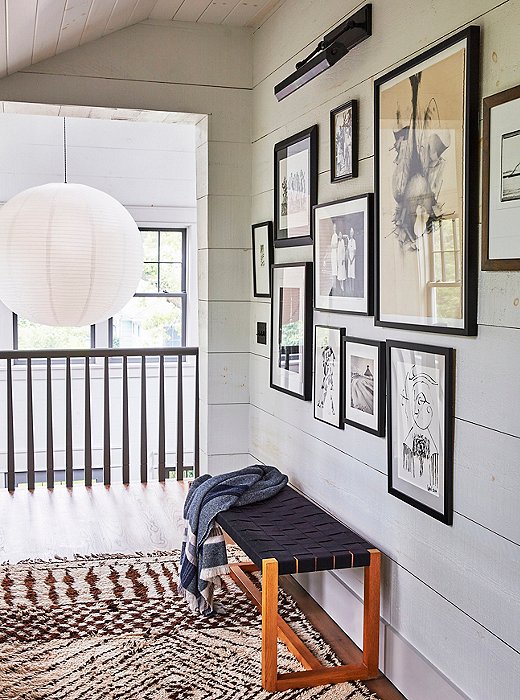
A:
250 2 520 700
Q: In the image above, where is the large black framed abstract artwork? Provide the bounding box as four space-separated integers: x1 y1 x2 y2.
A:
314 325 345 429
274 126 318 247
374 27 480 335
314 194 373 315
387 340 454 524
481 84 520 271
270 262 313 400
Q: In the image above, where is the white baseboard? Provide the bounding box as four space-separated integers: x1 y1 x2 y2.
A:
294 569 469 700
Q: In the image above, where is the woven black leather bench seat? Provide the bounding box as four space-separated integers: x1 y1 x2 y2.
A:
216 485 374 575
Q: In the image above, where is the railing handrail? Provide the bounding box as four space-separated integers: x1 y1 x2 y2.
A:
0 346 199 360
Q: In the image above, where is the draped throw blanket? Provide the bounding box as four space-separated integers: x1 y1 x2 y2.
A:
179 465 288 614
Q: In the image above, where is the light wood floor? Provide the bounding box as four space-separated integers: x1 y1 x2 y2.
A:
0 482 406 700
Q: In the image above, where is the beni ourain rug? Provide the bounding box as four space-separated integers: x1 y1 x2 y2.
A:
0 548 380 700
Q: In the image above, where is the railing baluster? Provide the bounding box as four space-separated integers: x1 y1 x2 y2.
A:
176 355 184 481
158 355 166 482
140 356 147 483
194 351 200 478
103 356 111 486
65 357 73 488
122 356 129 485
84 357 92 487
6 359 15 492
26 359 35 491
46 358 54 489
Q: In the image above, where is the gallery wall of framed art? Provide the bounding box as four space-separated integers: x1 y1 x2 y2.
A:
374 26 480 336
274 126 318 247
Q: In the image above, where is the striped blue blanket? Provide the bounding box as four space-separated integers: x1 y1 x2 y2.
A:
179 465 288 614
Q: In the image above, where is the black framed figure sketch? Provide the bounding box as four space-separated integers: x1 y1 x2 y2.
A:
314 194 373 315
343 337 385 437
374 26 480 335
387 340 454 524
270 262 313 400
330 100 358 182
481 84 520 271
314 325 345 429
252 221 274 297
274 126 318 247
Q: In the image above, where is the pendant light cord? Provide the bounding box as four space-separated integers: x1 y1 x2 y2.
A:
63 117 67 184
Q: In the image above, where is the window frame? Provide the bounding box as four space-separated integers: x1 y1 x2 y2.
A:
109 227 188 350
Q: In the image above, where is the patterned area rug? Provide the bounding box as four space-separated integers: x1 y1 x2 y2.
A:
0 549 379 700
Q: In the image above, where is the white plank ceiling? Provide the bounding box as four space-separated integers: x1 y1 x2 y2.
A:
0 0 281 78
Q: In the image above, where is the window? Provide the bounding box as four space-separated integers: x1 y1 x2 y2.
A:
14 315 94 351
12 228 187 351
110 228 187 348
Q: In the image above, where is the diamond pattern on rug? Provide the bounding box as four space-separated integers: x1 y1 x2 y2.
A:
0 548 380 700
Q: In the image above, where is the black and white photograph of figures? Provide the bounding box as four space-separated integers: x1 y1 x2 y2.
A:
501 129 520 201
350 355 374 415
314 325 344 429
314 195 371 315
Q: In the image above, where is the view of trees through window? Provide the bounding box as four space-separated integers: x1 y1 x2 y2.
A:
14 228 187 350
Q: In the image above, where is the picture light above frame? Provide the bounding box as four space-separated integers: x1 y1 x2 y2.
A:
274 4 372 101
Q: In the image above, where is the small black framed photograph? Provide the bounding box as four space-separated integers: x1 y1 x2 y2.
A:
330 100 358 182
374 26 480 335
343 336 385 437
387 340 455 525
252 221 273 297
314 194 373 315
270 262 313 400
481 83 520 271
274 125 318 247
314 325 345 429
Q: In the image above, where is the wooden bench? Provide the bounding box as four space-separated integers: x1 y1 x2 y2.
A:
216 485 381 692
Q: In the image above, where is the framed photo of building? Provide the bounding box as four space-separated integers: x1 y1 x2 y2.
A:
374 26 480 335
343 337 385 437
482 84 520 271
274 126 318 247
314 194 373 315
314 325 345 429
270 262 313 400
252 221 273 297
330 100 358 182
387 340 454 524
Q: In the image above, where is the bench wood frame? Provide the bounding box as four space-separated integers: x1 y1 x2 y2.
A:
228 548 381 692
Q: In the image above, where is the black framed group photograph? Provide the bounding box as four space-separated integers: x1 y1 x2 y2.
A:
374 26 480 335
314 194 372 315
343 337 385 437
313 325 345 429
270 262 313 400
251 221 273 297
274 126 318 247
387 340 454 524
481 83 520 271
330 100 358 182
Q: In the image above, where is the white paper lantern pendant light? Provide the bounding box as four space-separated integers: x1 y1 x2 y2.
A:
0 121 143 327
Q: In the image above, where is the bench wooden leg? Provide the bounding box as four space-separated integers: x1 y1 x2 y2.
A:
363 548 381 676
230 549 382 693
261 558 279 692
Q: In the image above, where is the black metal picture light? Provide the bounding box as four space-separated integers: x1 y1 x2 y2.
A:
274 4 372 101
